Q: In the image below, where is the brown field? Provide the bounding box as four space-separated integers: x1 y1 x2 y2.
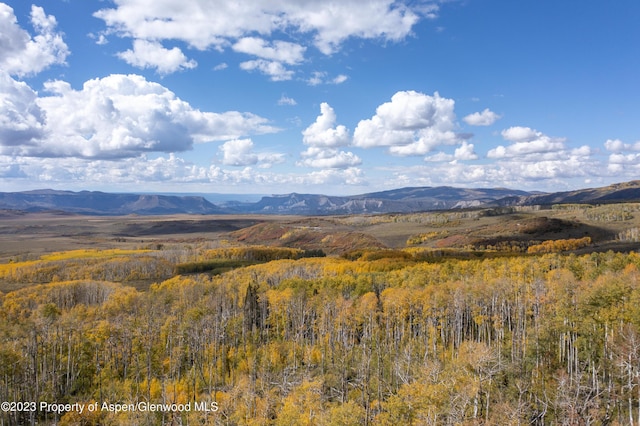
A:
2 203 640 264
0 211 265 262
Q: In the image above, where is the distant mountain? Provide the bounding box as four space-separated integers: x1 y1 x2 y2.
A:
0 190 224 215
227 186 534 215
497 180 640 207
3 181 640 216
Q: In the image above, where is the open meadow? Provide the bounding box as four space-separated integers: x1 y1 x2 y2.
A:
2 203 640 269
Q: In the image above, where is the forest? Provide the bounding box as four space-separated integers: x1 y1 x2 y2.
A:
2 206 640 425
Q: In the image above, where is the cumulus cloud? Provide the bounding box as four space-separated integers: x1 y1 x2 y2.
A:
219 138 285 167
298 103 360 169
608 152 640 166
488 127 566 159
0 74 277 159
302 103 350 148
220 139 258 166
0 154 366 190
474 126 599 185
463 108 501 126
233 37 305 65
353 91 464 156
0 4 69 76
240 59 294 81
604 138 640 152
605 139 626 152
501 126 541 142
117 40 197 75
94 0 430 57
424 141 478 162
305 167 365 185
0 71 46 147
0 154 216 187
232 37 306 80
386 145 601 189
298 147 361 169
454 141 478 160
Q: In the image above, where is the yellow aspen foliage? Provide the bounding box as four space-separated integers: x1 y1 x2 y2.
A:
58 402 103 426
318 401 366 426
527 237 592 254
40 249 153 261
7 245 640 425
275 380 323 426
149 378 163 400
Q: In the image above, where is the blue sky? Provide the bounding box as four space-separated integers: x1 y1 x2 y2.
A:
1 0 639 195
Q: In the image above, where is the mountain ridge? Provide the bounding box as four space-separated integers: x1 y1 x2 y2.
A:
0 190 225 215
2 181 640 215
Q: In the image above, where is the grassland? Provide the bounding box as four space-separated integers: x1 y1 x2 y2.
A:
2 203 640 265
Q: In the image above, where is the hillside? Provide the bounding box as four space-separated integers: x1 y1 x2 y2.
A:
224 186 534 214
0 189 225 215
502 180 640 206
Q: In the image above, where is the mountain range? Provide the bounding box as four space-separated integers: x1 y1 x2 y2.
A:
2 181 640 216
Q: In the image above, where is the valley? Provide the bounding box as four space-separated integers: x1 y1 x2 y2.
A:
2 201 639 266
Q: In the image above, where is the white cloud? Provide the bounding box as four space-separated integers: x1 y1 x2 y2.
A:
501 126 541 142
219 138 285 167
0 154 366 191
95 34 108 45
117 40 197 75
332 74 348 84
299 103 359 169
353 91 462 156
0 154 216 187
386 147 602 189
94 0 431 56
233 37 305 65
277 94 297 106
604 138 640 152
240 60 294 81
298 147 361 169
220 139 258 166
0 4 69 76
571 145 592 157
0 163 27 178
308 71 326 86
609 152 640 165
0 71 46 147
302 103 350 148
424 152 453 162
488 127 566 159
306 71 349 86
454 141 478 160
463 108 501 126
605 139 626 152
305 167 365 185
466 126 600 185
0 74 277 159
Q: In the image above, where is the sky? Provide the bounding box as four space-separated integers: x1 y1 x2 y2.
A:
0 0 639 196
